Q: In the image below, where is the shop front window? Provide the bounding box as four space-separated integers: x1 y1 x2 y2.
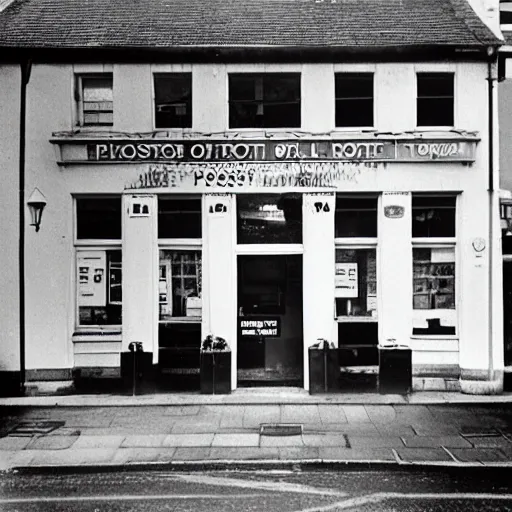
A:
77 250 122 326
335 249 377 318
159 250 202 320
75 197 122 329
412 194 457 335
237 194 302 244
158 196 201 239
335 196 378 238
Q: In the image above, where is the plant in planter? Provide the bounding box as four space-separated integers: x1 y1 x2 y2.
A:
308 338 340 394
200 335 231 394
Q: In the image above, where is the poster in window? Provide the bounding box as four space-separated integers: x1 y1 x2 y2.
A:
335 262 358 298
77 252 107 307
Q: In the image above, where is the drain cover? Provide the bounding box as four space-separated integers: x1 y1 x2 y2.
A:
260 424 303 436
7 421 65 437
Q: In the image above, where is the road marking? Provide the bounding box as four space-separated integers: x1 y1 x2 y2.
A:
0 494 266 504
171 473 348 496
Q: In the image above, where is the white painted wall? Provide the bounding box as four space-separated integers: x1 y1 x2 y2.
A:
302 193 335 391
0 59 502 392
0 65 21 373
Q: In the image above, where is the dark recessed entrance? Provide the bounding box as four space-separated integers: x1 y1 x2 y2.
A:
237 254 303 387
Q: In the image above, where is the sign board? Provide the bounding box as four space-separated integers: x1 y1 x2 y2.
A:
335 263 358 298
239 317 281 337
78 252 107 307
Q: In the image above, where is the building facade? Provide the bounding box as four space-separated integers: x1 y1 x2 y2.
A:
0 0 505 395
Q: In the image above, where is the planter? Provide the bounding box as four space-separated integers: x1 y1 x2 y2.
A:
200 351 231 394
308 347 340 394
120 349 154 395
378 346 412 395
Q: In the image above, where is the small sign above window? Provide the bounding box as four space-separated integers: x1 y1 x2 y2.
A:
129 196 151 217
239 317 281 337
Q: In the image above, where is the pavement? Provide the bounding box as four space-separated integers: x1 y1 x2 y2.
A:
2 388 512 473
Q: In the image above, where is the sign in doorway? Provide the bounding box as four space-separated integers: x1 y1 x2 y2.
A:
237 255 303 386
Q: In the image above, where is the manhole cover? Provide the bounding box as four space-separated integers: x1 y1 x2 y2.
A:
7 421 65 437
260 424 303 436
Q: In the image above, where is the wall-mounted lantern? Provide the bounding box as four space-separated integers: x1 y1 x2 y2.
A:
27 188 47 232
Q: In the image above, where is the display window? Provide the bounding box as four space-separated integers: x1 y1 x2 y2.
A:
159 250 202 321
412 194 457 335
75 196 122 329
335 248 377 318
237 193 302 244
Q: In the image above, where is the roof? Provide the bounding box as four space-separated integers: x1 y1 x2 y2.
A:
0 0 502 54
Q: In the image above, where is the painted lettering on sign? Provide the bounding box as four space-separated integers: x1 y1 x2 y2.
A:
127 162 370 190
86 139 476 163
240 318 281 337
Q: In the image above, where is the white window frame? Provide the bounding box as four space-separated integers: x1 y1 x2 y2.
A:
158 195 203 324
74 195 122 332
75 73 114 128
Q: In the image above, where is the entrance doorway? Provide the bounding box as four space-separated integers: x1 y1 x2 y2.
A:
237 254 303 387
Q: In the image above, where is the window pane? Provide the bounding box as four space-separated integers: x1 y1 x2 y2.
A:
335 248 377 317
412 247 456 334
335 74 373 127
335 196 378 237
237 194 302 244
159 250 202 320
417 73 454 126
154 73 192 128
412 195 456 237
158 197 201 238
81 75 113 127
229 73 301 129
78 250 122 326
76 197 121 240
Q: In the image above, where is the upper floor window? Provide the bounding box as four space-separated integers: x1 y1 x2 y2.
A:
229 73 301 129
416 73 454 127
335 73 374 128
76 75 113 127
154 73 192 129
76 197 122 240
412 195 456 238
335 195 378 238
158 196 202 239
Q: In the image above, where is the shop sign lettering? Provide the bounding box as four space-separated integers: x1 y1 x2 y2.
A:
128 162 369 190
85 139 476 163
240 318 280 337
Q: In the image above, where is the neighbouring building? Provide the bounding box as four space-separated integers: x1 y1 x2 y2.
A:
0 0 505 395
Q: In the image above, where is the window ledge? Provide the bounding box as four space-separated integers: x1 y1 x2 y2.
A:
336 316 378 323
73 330 122 342
159 317 202 324
410 335 458 340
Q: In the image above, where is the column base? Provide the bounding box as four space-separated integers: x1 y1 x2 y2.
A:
460 369 504 395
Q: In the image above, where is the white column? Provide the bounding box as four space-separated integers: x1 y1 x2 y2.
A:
122 194 158 361
202 193 237 390
378 192 413 347
303 193 335 391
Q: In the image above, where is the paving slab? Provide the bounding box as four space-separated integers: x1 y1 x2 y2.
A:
0 451 16 471
302 434 348 448
281 405 320 423
212 433 259 447
260 435 304 447
318 447 395 461
342 406 371 423
172 447 212 460
121 434 167 448
56 416 114 428
278 447 320 460
317 405 348 424
112 447 177 463
162 406 201 416
401 435 472 448
365 405 397 424
243 406 281 427
208 447 280 460
348 436 404 449
374 425 417 437
72 435 125 450
467 436 512 449
219 406 246 428
395 448 453 462
411 425 461 436
26 435 78 450
163 433 214 447
449 448 510 463
171 421 221 434
0 436 32 450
